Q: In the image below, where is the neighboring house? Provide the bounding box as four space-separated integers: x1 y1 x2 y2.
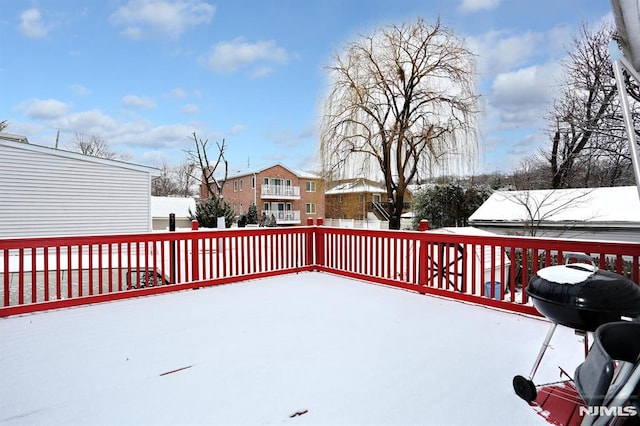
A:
202 164 325 226
469 186 640 243
151 196 197 231
325 178 412 222
0 134 160 238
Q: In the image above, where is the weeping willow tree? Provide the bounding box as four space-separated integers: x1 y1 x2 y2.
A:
319 18 480 229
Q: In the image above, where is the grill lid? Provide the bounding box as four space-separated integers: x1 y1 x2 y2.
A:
536 263 597 285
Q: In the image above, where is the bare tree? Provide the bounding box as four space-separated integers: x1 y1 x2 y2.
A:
319 18 480 229
545 22 636 188
499 188 594 237
510 155 551 190
151 163 179 196
71 131 131 161
185 132 228 198
174 160 198 197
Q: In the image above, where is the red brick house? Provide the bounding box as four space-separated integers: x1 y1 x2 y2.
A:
201 164 325 226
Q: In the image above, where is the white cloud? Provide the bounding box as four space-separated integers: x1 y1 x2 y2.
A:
468 26 570 78
489 62 563 128
168 88 188 98
469 30 541 77
181 103 199 114
201 37 289 75
228 124 245 135
110 0 215 39
248 66 274 79
19 8 50 38
458 0 500 14
53 109 120 134
20 99 70 119
122 94 157 109
69 84 91 96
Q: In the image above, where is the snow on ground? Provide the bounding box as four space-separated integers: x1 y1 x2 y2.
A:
0 272 586 425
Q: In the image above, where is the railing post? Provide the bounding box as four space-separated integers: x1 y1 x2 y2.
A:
169 214 176 284
191 222 199 281
418 220 429 292
315 219 325 268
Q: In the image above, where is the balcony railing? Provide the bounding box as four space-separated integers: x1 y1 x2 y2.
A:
261 185 300 199
263 210 301 224
2 224 640 318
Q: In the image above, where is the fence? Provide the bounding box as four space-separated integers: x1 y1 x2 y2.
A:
2 224 640 317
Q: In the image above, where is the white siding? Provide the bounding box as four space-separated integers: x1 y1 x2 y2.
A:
1 142 155 238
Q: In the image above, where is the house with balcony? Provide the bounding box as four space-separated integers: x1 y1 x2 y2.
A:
325 178 413 227
203 163 325 226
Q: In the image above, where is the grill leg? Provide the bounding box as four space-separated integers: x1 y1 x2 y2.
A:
529 322 558 380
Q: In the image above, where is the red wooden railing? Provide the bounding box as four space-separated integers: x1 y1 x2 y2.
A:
313 227 640 316
0 227 314 317
2 225 640 317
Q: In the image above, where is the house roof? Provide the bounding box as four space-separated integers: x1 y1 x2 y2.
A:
469 186 640 224
225 163 321 180
0 135 161 176
151 196 196 218
0 133 29 144
325 179 387 195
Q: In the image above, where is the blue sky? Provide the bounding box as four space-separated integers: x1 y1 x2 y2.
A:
1 0 614 176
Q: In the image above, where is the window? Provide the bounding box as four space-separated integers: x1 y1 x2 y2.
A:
233 180 238 192
373 194 381 203
263 177 269 185
263 203 269 211
251 176 255 189
358 194 365 202
306 181 316 192
239 179 243 191
306 203 316 214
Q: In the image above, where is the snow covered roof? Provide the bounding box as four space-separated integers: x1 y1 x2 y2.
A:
151 196 196 218
226 163 321 180
469 186 640 224
428 226 501 237
325 179 387 195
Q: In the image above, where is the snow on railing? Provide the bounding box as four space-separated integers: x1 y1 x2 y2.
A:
2 223 640 317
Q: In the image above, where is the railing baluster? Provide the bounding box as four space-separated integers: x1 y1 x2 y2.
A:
31 247 37 303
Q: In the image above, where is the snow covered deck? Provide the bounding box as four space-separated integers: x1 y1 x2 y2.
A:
0 272 584 425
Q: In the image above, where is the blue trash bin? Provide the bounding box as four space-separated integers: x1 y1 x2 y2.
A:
484 281 501 300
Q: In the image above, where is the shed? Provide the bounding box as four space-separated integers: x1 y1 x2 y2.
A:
0 135 160 238
468 186 640 243
151 196 197 231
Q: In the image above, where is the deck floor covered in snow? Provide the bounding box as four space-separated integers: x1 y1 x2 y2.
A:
0 272 586 425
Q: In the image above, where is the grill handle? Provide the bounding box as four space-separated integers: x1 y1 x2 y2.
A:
564 252 597 270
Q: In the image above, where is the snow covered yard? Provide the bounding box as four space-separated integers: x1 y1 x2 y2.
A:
0 272 585 425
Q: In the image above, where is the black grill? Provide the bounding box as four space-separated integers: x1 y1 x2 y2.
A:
526 263 640 331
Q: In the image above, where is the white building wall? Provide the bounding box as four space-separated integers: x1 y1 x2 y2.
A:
0 141 156 238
